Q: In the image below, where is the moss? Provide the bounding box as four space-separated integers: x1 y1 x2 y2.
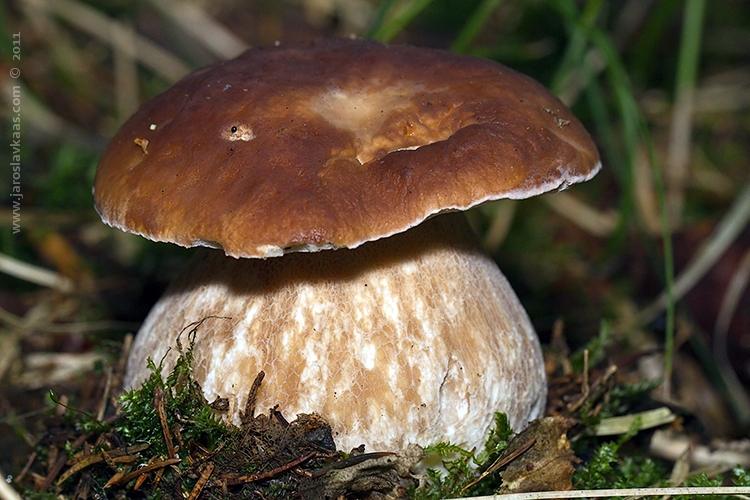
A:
573 439 666 490
412 412 513 499
116 322 228 457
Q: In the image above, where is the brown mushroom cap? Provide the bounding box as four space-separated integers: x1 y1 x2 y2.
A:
94 39 600 259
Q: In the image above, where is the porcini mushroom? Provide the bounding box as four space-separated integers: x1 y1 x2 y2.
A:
94 39 600 452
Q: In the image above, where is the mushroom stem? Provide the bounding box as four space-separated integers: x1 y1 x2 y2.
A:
124 212 546 452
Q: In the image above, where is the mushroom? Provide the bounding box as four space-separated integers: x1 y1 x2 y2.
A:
94 39 600 452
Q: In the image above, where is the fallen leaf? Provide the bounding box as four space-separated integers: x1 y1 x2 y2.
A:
499 416 579 493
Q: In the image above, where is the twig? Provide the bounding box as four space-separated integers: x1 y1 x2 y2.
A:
592 407 676 437
0 253 74 292
188 463 215 500
150 463 168 492
242 371 266 422
312 451 395 478
214 451 318 487
13 451 37 484
57 443 148 485
104 458 181 488
444 486 750 500
566 349 590 413
96 367 113 422
567 354 619 416
41 433 89 490
154 385 176 459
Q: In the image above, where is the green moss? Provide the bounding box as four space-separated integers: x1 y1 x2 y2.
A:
674 468 750 500
574 440 666 490
116 322 228 457
412 412 512 499
574 427 750 499
732 467 750 487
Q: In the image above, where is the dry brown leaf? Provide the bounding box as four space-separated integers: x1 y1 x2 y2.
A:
499 416 579 493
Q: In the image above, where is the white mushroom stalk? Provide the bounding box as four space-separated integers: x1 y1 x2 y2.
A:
125 214 546 452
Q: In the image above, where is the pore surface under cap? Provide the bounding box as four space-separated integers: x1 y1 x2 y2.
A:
94 39 600 258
